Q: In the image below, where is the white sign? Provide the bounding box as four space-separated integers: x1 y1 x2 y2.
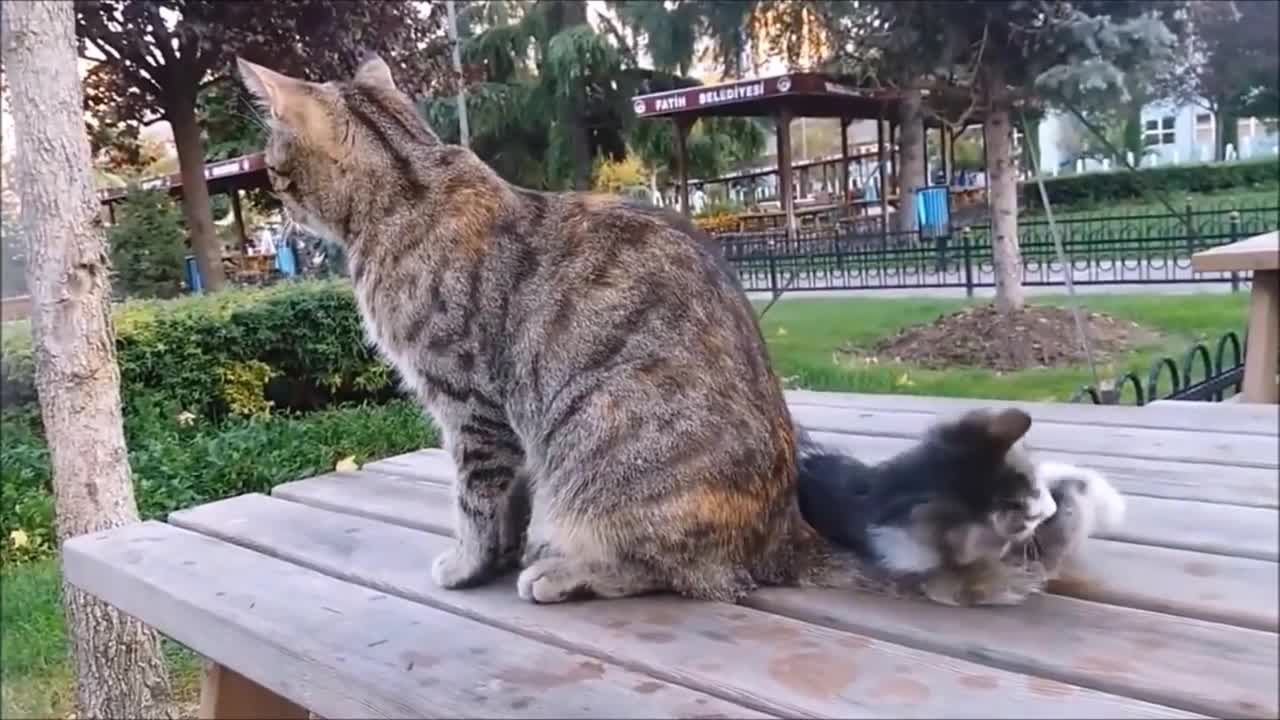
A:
654 94 688 111
698 81 764 106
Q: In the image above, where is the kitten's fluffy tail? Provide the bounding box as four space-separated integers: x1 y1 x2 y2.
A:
1038 460 1126 534
779 433 892 592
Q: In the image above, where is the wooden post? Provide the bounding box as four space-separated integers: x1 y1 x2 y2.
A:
776 109 796 235
943 126 955 186
199 661 309 720
1242 270 1280 403
673 117 692 216
889 121 899 197
876 110 888 233
840 116 851 205
230 189 248 253
922 119 931 185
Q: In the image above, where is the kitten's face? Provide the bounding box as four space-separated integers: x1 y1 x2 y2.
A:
936 409 1056 544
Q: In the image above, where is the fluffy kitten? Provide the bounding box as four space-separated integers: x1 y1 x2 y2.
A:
797 408 1059 606
1014 461 1126 579
238 54 867 604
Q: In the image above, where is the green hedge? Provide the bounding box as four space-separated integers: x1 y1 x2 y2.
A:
1019 158 1280 209
1 280 401 420
1 399 437 565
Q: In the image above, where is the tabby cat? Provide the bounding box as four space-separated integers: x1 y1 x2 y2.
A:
238 54 867 604
796 408 1061 605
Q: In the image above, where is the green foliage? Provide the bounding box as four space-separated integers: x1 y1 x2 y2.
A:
108 187 188 299
1019 158 1280 208
217 360 278 419
0 399 436 566
1 281 399 423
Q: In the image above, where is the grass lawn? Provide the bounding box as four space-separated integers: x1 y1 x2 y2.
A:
0 560 202 719
756 292 1249 402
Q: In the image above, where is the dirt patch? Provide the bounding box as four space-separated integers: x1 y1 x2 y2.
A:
846 304 1161 372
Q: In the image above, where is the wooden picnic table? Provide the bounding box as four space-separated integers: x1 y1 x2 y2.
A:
1193 231 1280 403
64 391 1278 719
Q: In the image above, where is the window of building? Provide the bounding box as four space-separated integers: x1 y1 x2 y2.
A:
1143 115 1176 146
1194 113 1214 145
1237 117 1267 143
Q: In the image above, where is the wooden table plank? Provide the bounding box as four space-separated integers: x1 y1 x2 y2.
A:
1049 538 1277 632
785 390 1280 437
62 522 764 719
360 446 1280 562
370 440 1280 514
1108 494 1278 561
788 404 1279 468
275 467 1278 633
748 588 1275 720
1191 231 1279 273
172 494 1204 719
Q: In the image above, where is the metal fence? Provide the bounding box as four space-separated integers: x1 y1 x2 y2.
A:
716 200 1280 296
1070 329 1246 406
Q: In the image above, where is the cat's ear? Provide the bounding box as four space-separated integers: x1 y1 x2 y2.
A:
353 52 398 92
237 58 309 120
985 408 1032 451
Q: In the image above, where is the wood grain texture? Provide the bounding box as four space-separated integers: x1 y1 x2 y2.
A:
62 521 768 720
747 587 1275 720
171 494 1202 719
1047 538 1277 632
784 389 1280 436
257 471 1269 712
788 404 1279 468
353 446 1280 563
199 662 309 719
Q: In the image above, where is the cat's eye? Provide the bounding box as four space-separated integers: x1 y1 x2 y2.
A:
266 166 292 192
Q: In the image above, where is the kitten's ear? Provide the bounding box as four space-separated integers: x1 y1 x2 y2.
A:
353 52 398 92
985 408 1032 451
237 57 308 120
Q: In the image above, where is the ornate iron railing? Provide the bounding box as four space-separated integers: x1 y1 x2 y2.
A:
1070 330 1246 406
714 200 1279 295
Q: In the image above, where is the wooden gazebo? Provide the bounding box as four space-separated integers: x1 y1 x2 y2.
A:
631 72 985 233
98 152 270 250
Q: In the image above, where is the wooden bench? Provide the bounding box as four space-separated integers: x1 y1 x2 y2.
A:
1193 231 1280 403
64 391 1279 718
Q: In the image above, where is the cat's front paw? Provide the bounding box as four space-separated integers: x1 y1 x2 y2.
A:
431 546 494 589
516 558 590 604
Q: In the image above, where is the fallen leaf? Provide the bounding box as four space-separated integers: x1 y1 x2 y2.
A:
335 456 359 472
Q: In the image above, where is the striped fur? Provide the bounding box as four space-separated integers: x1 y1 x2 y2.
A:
238 54 863 604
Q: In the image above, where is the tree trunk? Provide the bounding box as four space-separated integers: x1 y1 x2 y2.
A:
168 96 227 291
566 114 593 191
894 87 925 235
2 3 176 718
983 69 1025 314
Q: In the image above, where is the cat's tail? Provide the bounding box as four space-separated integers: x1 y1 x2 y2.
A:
1038 460 1126 534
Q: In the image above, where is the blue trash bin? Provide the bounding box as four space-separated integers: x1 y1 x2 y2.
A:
184 255 203 293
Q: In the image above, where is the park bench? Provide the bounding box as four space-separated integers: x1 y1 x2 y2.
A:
64 390 1278 718
1192 230 1280 404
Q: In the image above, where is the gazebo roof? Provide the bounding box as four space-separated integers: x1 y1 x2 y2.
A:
97 152 269 204
631 72 999 129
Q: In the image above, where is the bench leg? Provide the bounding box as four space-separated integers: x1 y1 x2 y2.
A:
1242 270 1279 404
198 661 309 719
